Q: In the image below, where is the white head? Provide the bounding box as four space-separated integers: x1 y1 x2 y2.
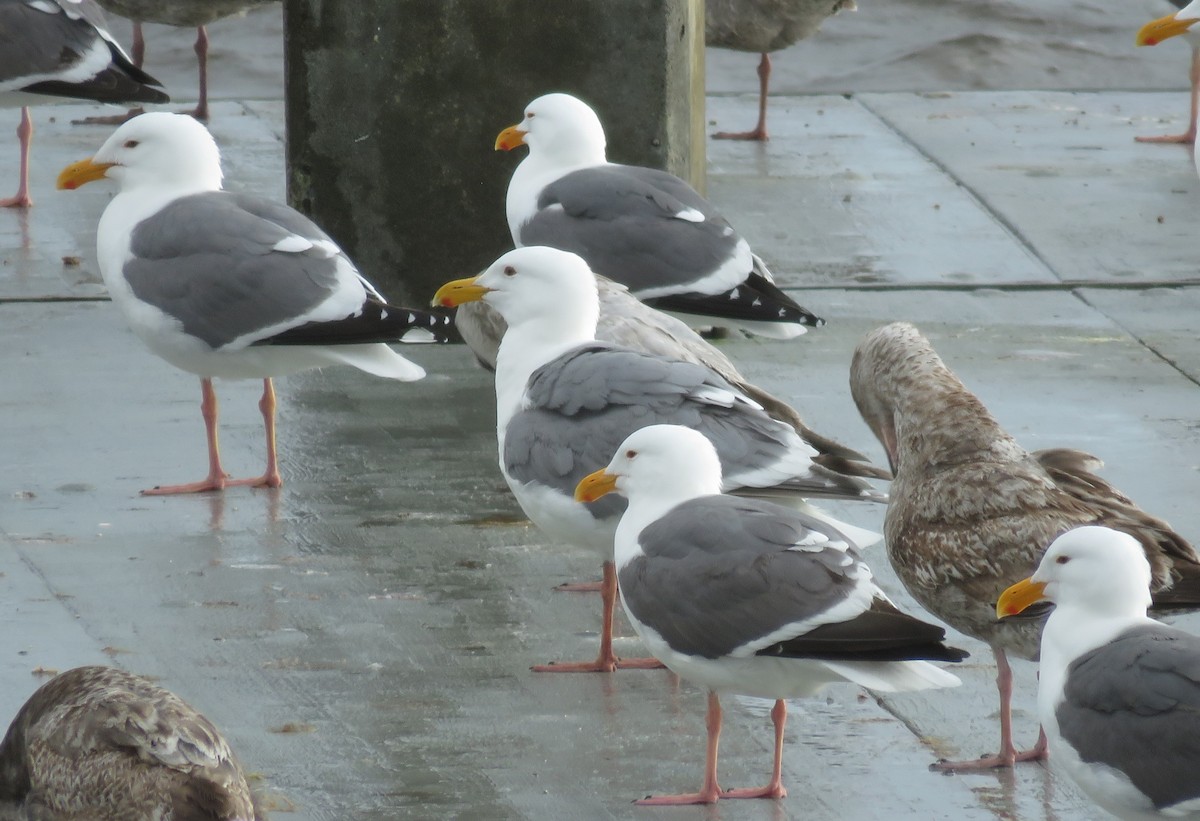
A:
1033 526 1153 618
58 112 224 194
496 93 608 167
577 425 724 508
435 246 601 336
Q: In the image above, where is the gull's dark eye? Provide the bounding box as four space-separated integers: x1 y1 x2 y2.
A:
503 266 516 276
1055 555 1070 565
526 111 535 119
123 140 139 149
625 449 637 459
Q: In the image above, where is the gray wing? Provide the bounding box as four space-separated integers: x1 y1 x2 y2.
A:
620 496 869 658
504 344 842 515
0 0 167 102
124 190 356 349
1057 624 1200 811
519 165 746 296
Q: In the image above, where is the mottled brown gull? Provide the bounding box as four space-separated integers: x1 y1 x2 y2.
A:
0 666 262 821
706 0 857 141
850 321 1200 771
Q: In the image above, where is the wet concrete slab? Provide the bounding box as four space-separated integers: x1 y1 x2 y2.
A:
5 67 1200 821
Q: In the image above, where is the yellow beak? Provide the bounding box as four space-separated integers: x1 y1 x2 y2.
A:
495 124 526 151
431 277 491 308
996 578 1049 619
57 157 115 190
575 469 618 503
1137 12 1199 46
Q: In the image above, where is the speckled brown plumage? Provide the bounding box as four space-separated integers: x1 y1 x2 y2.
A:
850 321 1200 769
0 666 262 821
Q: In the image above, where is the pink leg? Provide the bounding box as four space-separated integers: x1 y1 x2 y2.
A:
188 26 210 122
143 378 282 495
143 378 228 495
532 560 664 673
713 53 772 141
131 21 145 67
1136 47 1200 144
1 107 33 208
724 699 789 799
638 691 725 805
931 647 1048 771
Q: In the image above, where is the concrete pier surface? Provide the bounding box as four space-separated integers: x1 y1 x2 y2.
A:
4 4 1200 819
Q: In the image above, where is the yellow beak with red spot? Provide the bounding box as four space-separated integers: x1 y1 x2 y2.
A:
495 124 526 152
996 578 1049 619
431 277 491 308
1137 12 1199 46
56 157 115 190
575 468 618 503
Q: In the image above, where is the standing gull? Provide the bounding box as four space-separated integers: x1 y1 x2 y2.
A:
575 424 964 805
0 0 167 207
58 112 451 495
0 666 262 820
706 0 857 141
434 247 883 673
998 526 1200 820
496 92 823 339
1135 1 1200 144
850 321 1200 771
93 0 276 122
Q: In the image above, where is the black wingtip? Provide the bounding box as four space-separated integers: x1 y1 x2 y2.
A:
644 271 823 329
257 303 459 347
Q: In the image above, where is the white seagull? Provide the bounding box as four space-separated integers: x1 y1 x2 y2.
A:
999 526 1200 821
495 92 823 339
58 112 451 495
0 0 167 207
434 247 883 674
576 424 964 805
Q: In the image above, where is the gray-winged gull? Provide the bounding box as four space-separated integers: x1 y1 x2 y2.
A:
1136 1 1200 144
57 112 451 495
93 0 276 121
998 526 1200 821
495 92 823 339
0 0 167 207
575 424 965 805
850 321 1200 771
706 0 857 141
0 666 262 820
434 246 883 674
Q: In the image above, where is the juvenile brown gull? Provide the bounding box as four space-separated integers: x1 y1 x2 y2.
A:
850 321 1200 771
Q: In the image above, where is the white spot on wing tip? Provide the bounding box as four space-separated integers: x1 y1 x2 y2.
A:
675 207 705 223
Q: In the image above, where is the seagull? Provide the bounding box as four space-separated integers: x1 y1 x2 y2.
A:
495 92 823 339
706 0 858 141
0 666 262 820
0 0 167 207
998 526 1200 821
850 321 1200 771
57 112 451 495
434 247 883 673
575 424 965 805
1135 1 1200 144
93 0 277 122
